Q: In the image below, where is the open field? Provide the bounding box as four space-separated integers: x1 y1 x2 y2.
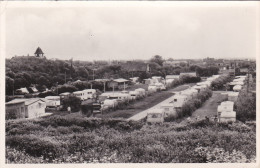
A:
5 115 256 163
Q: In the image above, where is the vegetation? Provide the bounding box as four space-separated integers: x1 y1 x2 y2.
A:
6 116 256 163
211 75 231 90
6 56 219 96
165 88 212 121
234 89 256 122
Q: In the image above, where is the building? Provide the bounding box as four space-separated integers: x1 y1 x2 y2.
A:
107 78 129 90
165 75 180 80
34 47 45 57
6 98 46 120
163 60 188 67
15 87 29 95
228 92 239 102
45 96 61 108
180 72 197 77
160 103 178 117
219 111 236 122
147 109 165 123
73 89 97 100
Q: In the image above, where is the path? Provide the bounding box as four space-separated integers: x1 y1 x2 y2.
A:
190 91 227 120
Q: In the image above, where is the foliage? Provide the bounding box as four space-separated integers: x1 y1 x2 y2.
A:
5 117 256 163
180 75 201 83
62 96 81 112
211 75 231 91
165 88 212 121
234 90 256 122
150 55 164 66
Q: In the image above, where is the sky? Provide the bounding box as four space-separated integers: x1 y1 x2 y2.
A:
4 2 259 61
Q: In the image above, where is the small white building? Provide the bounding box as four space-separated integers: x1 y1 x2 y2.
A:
233 85 242 92
165 75 179 80
16 87 29 94
169 94 188 108
45 96 60 108
219 111 236 122
218 101 234 113
180 72 197 77
147 109 165 124
73 89 96 100
6 98 46 119
154 83 166 91
180 88 198 98
135 88 146 97
129 77 139 83
160 103 178 117
148 85 158 93
228 92 239 102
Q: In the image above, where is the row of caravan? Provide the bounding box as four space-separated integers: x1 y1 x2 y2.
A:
216 76 246 122
146 75 220 123
229 75 247 92
43 89 97 108
98 88 146 112
146 75 224 123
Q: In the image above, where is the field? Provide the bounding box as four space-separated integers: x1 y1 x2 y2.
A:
6 115 256 163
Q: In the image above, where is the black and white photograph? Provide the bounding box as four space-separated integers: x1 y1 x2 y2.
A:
0 1 259 166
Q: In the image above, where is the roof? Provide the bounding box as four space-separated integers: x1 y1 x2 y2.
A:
233 85 242 90
161 103 174 107
6 98 45 106
220 101 234 106
17 87 29 93
34 47 44 54
83 89 96 92
147 108 164 114
113 78 129 83
180 72 196 75
228 92 239 97
59 92 71 96
45 96 60 99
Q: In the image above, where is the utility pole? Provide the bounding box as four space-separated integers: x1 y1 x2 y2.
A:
92 69 95 81
12 79 14 96
103 81 106 92
65 71 67 84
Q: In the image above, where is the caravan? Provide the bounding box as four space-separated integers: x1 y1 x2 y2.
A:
73 89 96 100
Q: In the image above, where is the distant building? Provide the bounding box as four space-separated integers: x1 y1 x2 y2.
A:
163 60 188 67
180 72 197 77
6 98 46 120
34 47 45 57
107 78 129 90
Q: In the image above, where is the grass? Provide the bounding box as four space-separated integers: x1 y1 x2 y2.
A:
190 91 227 119
5 115 256 163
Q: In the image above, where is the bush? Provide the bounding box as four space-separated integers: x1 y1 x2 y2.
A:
234 91 256 122
6 135 66 160
211 75 231 91
180 75 201 83
62 96 81 112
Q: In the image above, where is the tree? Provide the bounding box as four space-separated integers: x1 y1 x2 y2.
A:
62 96 81 112
150 55 164 66
6 77 14 95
